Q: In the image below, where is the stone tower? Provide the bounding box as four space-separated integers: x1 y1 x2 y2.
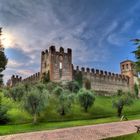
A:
120 60 138 92
41 46 73 82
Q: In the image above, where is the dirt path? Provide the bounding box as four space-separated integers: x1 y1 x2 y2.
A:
0 119 139 140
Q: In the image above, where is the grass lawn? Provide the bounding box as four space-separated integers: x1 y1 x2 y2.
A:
0 114 140 136
105 133 140 140
1 95 140 135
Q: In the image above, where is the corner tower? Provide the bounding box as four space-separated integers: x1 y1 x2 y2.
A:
41 46 73 82
120 60 138 92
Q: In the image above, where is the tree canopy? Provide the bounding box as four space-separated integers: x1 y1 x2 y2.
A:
132 39 140 72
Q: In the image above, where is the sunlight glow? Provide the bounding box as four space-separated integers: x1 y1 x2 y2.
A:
2 32 15 49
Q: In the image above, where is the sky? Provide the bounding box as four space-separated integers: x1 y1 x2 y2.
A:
0 0 140 83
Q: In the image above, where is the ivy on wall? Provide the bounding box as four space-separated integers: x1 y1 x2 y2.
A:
74 71 83 88
42 71 50 83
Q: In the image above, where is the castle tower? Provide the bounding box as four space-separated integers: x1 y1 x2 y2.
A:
41 46 73 82
120 60 138 92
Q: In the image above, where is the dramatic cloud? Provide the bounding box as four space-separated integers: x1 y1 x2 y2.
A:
0 0 140 82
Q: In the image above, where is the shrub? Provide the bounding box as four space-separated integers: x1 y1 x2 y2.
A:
66 81 80 93
53 86 63 96
84 79 91 90
0 94 9 124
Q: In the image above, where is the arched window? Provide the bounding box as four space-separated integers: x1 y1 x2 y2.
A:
59 62 62 69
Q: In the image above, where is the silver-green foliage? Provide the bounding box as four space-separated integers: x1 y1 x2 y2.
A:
58 90 75 116
23 87 48 123
113 94 133 117
78 89 95 112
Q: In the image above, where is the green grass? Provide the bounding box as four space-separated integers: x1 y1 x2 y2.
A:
1 114 140 136
1 94 140 135
0 116 120 135
105 133 140 140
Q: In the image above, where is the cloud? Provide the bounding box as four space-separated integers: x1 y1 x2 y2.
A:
7 59 24 68
1 0 140 83
120 20 133 33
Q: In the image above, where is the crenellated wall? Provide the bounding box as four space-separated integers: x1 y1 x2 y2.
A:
22 72 40 84
41 46 73 82
8 72 40 87
8 75 22 87
7 46 138 94
73 66 130 93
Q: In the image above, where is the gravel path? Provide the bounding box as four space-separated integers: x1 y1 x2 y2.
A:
0 119 139 140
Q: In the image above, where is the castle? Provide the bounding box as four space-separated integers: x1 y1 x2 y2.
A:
7 46 139 94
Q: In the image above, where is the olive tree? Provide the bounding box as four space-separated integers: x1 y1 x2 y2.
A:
10 84 25 101
23 88 48 124
78 89 95 112
58 90 75 116
113 94 133 117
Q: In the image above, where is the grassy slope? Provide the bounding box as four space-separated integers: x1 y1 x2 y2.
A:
1 115 140 136
1 96 140 135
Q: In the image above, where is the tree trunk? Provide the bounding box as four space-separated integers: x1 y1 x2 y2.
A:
84 106 88 112
61 108 65 116
33 113 37 124
117 106 123 117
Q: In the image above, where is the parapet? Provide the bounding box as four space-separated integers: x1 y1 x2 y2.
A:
73 66 129 82
67 48 72 55
60 47 64 53
42 46 72 56
22 72 40 83
49 45 56 53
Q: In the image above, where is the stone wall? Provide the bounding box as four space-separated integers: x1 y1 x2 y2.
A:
8 72 40 87
22 72 40 84
41 46 73 82
8 75 22 87
7 46 138 94
73 66 130 93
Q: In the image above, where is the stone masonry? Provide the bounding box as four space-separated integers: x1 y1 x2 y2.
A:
7 46 139 93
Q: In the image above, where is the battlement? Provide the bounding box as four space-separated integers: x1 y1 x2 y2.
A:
9 75 22 86
73 66 129 82
41 46 73 82
41 46 72 56
7 46 137 94
7 72 40 87
22 72 40 83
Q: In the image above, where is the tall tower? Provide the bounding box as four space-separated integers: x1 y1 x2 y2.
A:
41 46 73 82
120 60 138 92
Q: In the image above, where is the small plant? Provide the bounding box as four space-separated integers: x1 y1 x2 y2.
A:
134 83 139 98
84 79 91 90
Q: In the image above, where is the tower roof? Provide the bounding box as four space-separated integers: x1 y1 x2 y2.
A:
120 60 134 64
